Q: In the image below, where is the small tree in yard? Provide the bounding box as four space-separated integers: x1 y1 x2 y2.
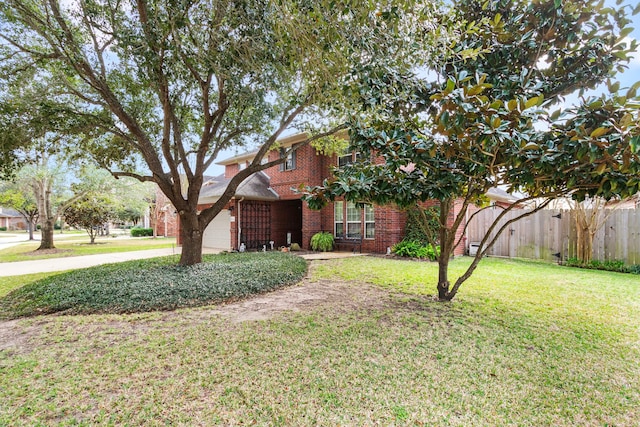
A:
305 0 640 301
64 194 116 244
568 196 624 264
0 181 38 240
23 157 84 250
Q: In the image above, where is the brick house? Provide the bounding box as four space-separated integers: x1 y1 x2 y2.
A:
0 207 27 230
153 189 179 237
177 133 517 255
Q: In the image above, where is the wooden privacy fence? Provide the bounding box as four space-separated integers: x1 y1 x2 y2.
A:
466 208 640 265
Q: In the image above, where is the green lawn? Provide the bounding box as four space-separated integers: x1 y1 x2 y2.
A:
0 272 67 298
0 256 638 425
0 236 177 263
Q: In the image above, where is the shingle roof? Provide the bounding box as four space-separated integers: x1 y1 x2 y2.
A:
0 207 22 218
199 172 279 203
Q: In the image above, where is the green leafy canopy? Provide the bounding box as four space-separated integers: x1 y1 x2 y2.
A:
304 0 640 300
0 0 447 265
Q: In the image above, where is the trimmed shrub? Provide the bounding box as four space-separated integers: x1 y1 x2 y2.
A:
0 252 307 319
405 206 440 246
0 227 6 231
130 227 154 237
564 257 636 274
310 232 334 252
627 264 640 275
290 243 301 251
392 239 439 260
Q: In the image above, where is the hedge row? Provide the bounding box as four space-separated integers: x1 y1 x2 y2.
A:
130 227 154 237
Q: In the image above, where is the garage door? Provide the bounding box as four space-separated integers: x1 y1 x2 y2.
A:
202 210 231 250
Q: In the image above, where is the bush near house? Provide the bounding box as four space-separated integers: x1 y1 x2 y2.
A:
310 232 334 252
392 239 439 260
130 227 154 237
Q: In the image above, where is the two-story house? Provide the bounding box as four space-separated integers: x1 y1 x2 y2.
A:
175 133 448 255
175 132 519 255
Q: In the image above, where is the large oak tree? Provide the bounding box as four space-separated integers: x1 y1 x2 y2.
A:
0 0 441 264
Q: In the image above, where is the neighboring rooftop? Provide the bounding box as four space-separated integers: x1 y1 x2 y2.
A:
0 207 22 218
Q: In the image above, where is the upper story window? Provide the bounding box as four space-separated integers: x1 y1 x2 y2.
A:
279 148 296 171
338 151 361 167
238 162 246 171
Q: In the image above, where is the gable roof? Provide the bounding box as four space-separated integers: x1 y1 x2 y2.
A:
199 172 279 204
0 207 22 218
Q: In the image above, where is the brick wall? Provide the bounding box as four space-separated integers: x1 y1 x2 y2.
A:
154 188 178 238
266 144 327 198
203 143 473 255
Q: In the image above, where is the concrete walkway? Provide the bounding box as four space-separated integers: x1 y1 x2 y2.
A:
0 247 183 277
0 247 364 278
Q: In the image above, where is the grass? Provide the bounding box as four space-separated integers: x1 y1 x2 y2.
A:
0 256 638 425
0 272 64 298
0 252 308 319
0 236 177 263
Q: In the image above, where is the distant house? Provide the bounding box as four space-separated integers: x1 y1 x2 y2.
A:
0 207 27 230
153 189 179 237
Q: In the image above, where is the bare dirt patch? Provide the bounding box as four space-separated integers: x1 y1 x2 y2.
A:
206 278 396 322
0 262 426 355
24 248 72 256
0 318 48 356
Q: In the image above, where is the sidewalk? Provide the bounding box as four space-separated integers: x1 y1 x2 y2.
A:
0 247 364 278
0 247 183 277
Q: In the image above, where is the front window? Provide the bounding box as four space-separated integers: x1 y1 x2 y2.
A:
334 201 374 239
334 201 344 238
346 202 361 238
365 204 375 238
338 153 352 167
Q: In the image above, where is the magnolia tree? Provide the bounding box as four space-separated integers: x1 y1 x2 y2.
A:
305 0 640 300
0 0 443 265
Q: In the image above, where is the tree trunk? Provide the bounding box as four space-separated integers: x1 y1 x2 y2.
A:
436 198 454 301
179 212 203 265
437 254 451 300
38 217 55 249
576 224 592 263
27 220 34 240
33 177 56 250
